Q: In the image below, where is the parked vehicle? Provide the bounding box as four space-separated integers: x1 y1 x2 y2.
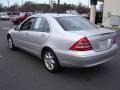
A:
7 14 118 73
0 13 10 20
11 12 32 24
11 13 27 24
8 12 20 20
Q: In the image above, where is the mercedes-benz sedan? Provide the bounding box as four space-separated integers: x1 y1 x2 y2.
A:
7 14 118 72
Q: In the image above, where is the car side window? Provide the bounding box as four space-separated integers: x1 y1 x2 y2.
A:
43 21 50 33
33 17 50 33
34 17 44 32
34 18 42 30
20 17 36 30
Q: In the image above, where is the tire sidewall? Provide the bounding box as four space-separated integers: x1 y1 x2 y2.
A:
8 36 15 50
43 49 60 73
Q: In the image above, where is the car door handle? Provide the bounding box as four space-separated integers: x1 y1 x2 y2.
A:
40 34 46 39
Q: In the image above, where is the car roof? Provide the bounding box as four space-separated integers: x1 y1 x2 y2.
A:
31 13 80 18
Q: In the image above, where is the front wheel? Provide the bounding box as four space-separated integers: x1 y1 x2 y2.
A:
43 49 60 73
7 36 16 50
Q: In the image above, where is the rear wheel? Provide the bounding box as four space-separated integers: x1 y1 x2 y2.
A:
7 36 16 50
43 49 60 73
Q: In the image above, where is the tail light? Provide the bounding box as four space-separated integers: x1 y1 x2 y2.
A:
69 37 92 51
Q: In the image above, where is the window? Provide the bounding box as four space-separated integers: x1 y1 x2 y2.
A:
20 17 36 30
55 16 98 31
44 21 50 32
34 18 42 29
33 17 50 33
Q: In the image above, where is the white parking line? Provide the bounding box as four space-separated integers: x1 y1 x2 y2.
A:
0 55 2 58
2 28 10 30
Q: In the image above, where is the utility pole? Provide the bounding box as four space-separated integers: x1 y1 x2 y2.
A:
22 0 24 12
88 0 89 7
58 0 60 14
49 0 51 6
7 1 10 12
22 0 23 6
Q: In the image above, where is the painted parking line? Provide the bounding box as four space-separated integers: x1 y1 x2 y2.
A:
0 55 2 58
0 27 11 30
2 28 10 30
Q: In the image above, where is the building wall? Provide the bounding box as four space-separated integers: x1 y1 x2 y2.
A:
102 0 120 28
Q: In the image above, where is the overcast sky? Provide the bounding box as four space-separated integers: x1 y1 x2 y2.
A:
0 0 102 8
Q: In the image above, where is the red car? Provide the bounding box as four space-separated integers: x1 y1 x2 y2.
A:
11 13 30 24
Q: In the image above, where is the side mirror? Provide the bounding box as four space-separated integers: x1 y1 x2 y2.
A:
14 26 20 31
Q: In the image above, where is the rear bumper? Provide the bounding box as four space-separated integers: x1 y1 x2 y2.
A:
55 44 118 67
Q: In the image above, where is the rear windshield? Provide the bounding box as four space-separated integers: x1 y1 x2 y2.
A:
55 16 98 31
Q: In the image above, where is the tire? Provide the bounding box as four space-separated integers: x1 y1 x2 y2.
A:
7 36 16 50
43 49 60 73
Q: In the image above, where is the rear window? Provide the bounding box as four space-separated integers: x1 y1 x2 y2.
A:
55 16 98 31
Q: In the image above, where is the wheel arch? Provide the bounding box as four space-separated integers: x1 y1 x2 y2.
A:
41 46 61 72
7 34 11 40
41 46 55 59
41 46 53 58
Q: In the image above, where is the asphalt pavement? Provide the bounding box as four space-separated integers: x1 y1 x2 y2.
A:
0 21 120 90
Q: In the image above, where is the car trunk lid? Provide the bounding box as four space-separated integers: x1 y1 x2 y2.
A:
69 28 116 52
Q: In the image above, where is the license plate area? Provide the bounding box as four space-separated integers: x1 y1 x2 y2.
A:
99 39 111 49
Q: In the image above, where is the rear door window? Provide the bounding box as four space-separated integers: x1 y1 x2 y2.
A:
33 17 50 33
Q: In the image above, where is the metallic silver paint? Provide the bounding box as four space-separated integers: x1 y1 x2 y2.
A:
7 14 118 67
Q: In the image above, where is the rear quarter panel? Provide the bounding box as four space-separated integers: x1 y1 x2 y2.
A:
42 31 84 51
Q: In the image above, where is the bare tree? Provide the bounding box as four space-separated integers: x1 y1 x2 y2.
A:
77 4 90 14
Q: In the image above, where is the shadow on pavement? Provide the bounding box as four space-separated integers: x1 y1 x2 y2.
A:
14 47 111 80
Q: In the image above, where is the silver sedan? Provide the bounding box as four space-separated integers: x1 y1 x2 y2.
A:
7 14 118 72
